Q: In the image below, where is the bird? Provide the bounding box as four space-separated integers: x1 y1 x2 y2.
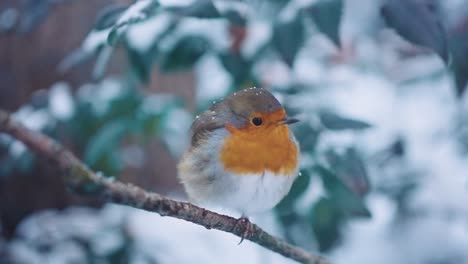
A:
177 87 300 240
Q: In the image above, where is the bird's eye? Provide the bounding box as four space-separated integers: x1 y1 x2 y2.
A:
252 117 263 126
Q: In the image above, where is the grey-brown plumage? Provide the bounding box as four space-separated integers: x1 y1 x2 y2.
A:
178 87 300 214
190 88 282 147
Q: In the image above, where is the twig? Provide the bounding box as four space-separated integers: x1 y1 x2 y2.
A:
0 110 331 264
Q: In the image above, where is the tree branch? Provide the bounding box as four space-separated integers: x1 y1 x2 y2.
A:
0 110 331 264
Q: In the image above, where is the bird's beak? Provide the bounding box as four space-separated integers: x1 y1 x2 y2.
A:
280 117 300 125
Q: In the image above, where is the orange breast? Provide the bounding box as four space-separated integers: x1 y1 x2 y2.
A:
220 122 298 176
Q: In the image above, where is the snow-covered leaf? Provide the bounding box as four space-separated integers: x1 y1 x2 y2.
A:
219 52 251 87
273 15 305 67
107 0 160 45
84 119 128 171
166 0 220 18
276 170 311 213
59 29 111 72
381 0 448 63
325 148 370 196
159 35 210 72
319 111 372 130
306 0 343 47
126 46 153 83
94 5 129 30
316 165 371 218
448 32 468 97
310 197 342 252
293 123 320 152
214 1 251 25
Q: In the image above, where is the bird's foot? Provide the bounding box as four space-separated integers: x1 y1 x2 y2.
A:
236 216 254 245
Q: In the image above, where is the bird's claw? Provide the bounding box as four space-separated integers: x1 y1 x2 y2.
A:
236 216 254 245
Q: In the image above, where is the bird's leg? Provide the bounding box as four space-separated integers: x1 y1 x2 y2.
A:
236 214 254 245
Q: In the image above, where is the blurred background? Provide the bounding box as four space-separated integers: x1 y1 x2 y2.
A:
1 0 468 263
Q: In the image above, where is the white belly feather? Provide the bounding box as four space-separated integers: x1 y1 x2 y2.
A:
217 170 297 214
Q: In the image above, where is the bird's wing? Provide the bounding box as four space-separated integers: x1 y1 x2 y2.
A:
190 107 225 148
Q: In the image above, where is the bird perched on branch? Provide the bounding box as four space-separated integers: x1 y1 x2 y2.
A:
178 87 300 240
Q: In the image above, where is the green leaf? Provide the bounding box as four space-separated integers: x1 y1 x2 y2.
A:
166 0 221 18
93 46 114 80
316 165 371 217
273 16 305 67
105 88 143 120
223 9 247 26
135 105 165 138
159 36 210 72
292 123 320 152
448 32 468 97
107 27 119 46
94 5 129 30
219 52 251 86
84 119 129 168
319 111 372 130
377 178 418 215
325 148 370 196
107 28 121 46
107 0 161 45
310 197 342 252
276 170 311 213
381 0 448 63
124 16 177 82
126 46 153 83
307 0 343 47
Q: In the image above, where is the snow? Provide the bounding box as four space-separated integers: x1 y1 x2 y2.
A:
116 0 154 25
128 208 289 264
213 1 252 20
296 172 326 212
241 20 272 58
6 207 128 264
278 0 305 22
175 18 230 52
13 106 52 132
77 78 124 115
161 108 192 158
141 94 177 114
0 8 18 31
254 57 292 88
195 54 232 104
158 0 195 6
82 29 111 53
341 0 383 38
293 45 325 85
328 194 398 263
9 140 27 158
7 205 297 264
121 145 145 168
127 13 174 52
48 82 75 121
330 198 468 263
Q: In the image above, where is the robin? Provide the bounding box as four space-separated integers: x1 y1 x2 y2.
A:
177 87 300 240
